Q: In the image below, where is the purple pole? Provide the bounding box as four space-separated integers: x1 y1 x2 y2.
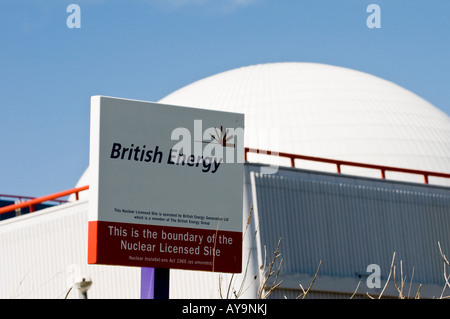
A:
141 267 170 299
141 267 155 299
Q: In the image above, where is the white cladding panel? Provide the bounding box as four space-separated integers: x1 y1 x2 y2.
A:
0 200 140 299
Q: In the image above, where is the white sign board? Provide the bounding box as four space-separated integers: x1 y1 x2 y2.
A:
88 96 244 273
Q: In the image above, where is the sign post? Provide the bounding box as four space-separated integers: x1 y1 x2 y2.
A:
88 96 245 297
141 267 169 299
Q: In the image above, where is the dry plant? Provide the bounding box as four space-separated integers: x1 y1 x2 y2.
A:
296 260 322 299
219 205 450 300
257 238 284 299
258 239 322 299
438 241 450 299
363 242 450 299
218 204 285 299
364 252 422 299
218 205 258 299
218 204 321 299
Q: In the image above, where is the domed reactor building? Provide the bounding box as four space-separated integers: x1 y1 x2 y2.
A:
2 62 450 299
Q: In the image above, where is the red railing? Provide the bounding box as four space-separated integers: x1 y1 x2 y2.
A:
1 148 449 216
0 194 67 205
0 185 89 215
244 147 450 184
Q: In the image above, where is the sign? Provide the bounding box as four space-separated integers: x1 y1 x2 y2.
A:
88 96 244 273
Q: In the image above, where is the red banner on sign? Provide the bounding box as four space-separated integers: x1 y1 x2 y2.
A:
88 221 242 273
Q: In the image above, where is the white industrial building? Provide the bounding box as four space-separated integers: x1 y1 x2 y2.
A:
2 62 450 298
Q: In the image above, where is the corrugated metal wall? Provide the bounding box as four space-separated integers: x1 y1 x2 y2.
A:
248 164 450 298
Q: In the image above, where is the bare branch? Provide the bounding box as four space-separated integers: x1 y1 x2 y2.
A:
350 280 361 299
257 238 283 299
414 284 422 299
438 242 450 299
378 252 396 299
297 260 322 299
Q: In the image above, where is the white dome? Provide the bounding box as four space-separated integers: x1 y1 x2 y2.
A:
159 62 450 182
75 62 450 194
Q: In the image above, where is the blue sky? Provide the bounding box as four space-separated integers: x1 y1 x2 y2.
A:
0 0 449 198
